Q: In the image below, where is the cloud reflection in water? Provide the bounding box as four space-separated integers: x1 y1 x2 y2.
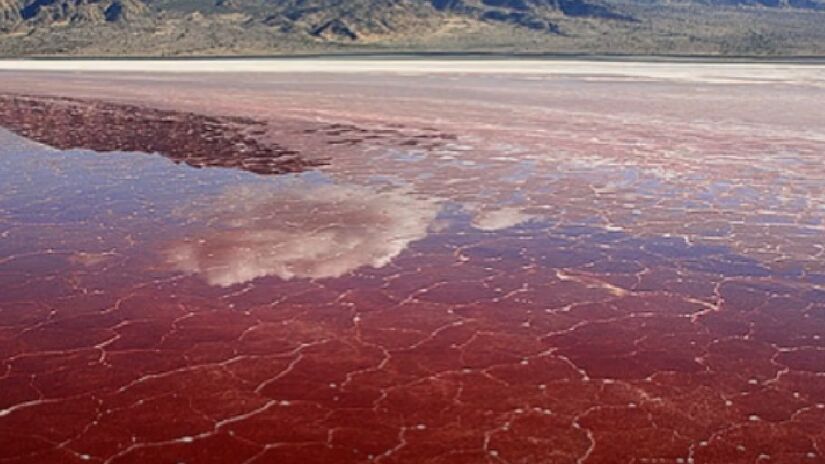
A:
167 181 441 286
471 206 535 231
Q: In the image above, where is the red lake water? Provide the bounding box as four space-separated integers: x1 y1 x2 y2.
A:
0 65 824 463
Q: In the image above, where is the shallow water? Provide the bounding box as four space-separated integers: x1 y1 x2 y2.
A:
0 68 824 463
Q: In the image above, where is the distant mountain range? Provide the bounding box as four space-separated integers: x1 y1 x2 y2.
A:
1 0 825 56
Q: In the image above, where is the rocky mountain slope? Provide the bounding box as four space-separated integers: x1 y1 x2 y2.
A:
1 0 824 56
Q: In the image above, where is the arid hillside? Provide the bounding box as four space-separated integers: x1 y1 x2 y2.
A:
1 0 825 56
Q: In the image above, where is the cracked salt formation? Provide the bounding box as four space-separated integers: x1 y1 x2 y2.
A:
0 66 825 463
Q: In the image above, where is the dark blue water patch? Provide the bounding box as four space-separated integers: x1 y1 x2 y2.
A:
534 246 609 268
412 206 784 285
804 274 825 285
554 223 605 237
641 236 728 259
580 229 627 244
607 244 670 266
584 258 647 274
773 265 806 279
682 255 772 277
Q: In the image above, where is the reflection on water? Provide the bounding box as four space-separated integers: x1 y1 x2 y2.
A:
167 182 441 286
470 206 535 231
2 69 825 464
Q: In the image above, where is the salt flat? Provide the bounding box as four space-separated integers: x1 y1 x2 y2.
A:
2 58 825 85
